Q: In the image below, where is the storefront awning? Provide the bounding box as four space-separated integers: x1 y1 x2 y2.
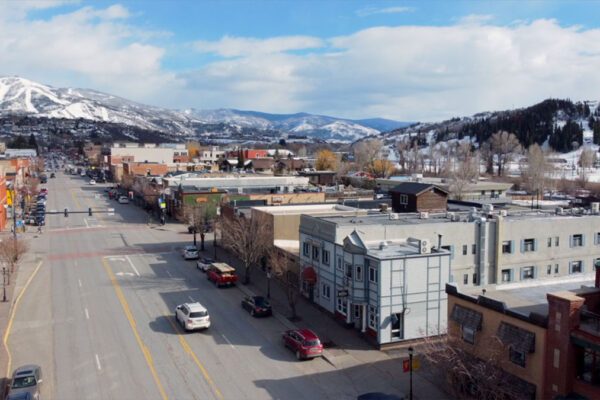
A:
301 267 317 283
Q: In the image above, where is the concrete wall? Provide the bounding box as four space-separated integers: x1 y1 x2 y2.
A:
111 147 175 164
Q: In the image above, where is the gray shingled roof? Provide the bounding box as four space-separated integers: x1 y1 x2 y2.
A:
390 182 438 195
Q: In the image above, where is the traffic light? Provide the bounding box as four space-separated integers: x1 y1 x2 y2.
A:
88 207 93 216
64 208 68 217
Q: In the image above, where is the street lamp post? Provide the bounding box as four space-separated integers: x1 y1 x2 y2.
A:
2 266 6 302
408 346 414 400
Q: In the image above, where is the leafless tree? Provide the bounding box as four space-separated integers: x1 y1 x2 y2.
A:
449 142 479 200
269 249 300 320
396 138 410 172
490 131 522 176
0 239 29 285
520 144 553 196
479 141 495 175
180 202 217 250
220 214 270 284
354 139 383 172
579 147 597 188
417 333 528 400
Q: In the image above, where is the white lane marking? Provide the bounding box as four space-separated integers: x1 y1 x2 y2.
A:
115 272 135 277
84 308 89 319
95 354 102 371
106 256 126 261
188 296 195 302
78 279 82 288
221 334 235 349
166 270 172 278
125 255 140 277
83 218 89 228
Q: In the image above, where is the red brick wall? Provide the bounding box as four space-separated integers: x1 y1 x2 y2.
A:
124 163 168 176
0 174 6 231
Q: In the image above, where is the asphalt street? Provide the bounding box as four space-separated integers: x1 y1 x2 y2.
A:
5 171 374 400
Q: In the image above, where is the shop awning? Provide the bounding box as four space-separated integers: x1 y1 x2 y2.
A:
301 267 317 283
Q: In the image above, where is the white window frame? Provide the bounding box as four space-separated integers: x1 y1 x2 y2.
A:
368 305 378 330
355 264 363 281
400 194 408 205
322 249 330 266
336 256 343 271
336 298 347 315
322 283 330 299
368 265 378 283
303 242 310 256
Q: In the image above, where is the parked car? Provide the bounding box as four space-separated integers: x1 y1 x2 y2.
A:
50 172 56 178
39 188 48 195
241 296 272 317
89 179 96 185
182 245 199 260
35 216 45 226
282 329 323 360
117 196 129 204
174 302 210 331
6 365 42 400
196 257 214 272
206 263 237 287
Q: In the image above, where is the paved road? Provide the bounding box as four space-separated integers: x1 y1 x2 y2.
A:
6 171 376 399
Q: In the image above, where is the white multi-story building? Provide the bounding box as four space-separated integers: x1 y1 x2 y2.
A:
299 208 600 344
110 143 185 164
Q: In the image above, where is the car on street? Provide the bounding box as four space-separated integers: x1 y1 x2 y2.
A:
182 245 199 260
35 216 45 226
6 365 42 400
117 196 129 204
282 329 323 360
39 188 48 195
241 296 272 317
89 179 96 185
196 257 214 272
206 263 237 287
174 302 210 331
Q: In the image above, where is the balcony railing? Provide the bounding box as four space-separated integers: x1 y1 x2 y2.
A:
579 310 600 336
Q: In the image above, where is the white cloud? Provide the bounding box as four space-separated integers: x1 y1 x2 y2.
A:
356 6 413 17
193 35 325 57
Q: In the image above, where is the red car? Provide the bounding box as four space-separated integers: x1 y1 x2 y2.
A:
282 329 323 360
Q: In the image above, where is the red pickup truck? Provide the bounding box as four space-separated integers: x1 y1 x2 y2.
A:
206 263 238 287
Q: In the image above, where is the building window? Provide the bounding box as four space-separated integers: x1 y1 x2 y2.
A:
548 237 552 247
547 264 552 275
322 284 330 299
522 238 536 252
391 313 404 339
399 194 408 205
355 264 363 281
570 261 583 274
462 245 467 255
369 265 378 283
579 348 600 385
368 305 378 330
555 236 560 246
312 246 320 261
336 298 347 315
502 241 513 254
571 234 584 247
596 233 600 245
345 263 353 279
337 257 343 271
501 269 512 282
555 264 559 274
472 274 477 285
521 266 535 280
322 250 330 266
472 244 476 254
462 326 475 344
463 274 468 285
509 347 527 367
303 242 310 256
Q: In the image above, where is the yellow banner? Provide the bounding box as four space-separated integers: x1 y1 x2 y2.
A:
6 190 13 206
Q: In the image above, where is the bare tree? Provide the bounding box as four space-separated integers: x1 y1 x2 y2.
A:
269 249 300 320
490 131 521 176
449 142 479 200
479 141 495 175
180 202 217 250
396 138 410 172
354 139 383 172
0 239 29 284
520 144 553 196
579 147 597 188
417 333 528 400
220 214 270 284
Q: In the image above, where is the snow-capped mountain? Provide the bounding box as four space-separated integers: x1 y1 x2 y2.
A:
0 77 407 142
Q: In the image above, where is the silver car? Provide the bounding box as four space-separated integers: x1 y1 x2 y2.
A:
7 365 42 400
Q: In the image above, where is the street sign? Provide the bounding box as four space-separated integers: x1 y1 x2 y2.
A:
403 359 410 372
412 357 420 371
337 290 349 297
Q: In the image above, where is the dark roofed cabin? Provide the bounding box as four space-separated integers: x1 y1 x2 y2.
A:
390 182 448 213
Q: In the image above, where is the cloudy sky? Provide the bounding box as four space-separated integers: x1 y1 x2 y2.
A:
2 0 600 122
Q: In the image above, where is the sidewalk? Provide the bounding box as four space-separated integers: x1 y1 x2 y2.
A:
204 240 450 400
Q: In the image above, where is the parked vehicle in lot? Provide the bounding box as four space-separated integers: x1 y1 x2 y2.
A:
206 263 237 287
6 365 42 400
241 296 272 317
182 245 199 260
175 302 210 331
117 196 129 204
196 257 214 272
282 329 323 360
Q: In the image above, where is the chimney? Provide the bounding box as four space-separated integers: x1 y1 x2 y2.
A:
437 234 443 250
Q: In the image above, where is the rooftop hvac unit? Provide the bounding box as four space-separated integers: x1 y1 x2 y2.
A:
420 212 429 219
452 213 461 222
555 207 563 215
379 241 388 250
592 202 600 215
420 239 430 254
446 212 455 220
389 213 400 220
482 204 494 213
500 210 508 217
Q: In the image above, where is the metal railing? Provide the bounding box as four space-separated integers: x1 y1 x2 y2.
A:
579 310 600 336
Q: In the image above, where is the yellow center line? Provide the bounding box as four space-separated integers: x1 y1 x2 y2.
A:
164 313 223 399
87 198 106 226
4 261 44 376
102 258 167 400
69 189 81 210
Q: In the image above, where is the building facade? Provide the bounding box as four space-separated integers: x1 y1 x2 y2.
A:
390 182 448 213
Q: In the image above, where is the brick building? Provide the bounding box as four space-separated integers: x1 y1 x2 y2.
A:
123 162 168 177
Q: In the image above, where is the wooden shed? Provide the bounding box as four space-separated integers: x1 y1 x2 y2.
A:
390 182 448 213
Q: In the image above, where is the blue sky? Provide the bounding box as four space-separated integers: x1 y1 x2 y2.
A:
2 1 600 121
